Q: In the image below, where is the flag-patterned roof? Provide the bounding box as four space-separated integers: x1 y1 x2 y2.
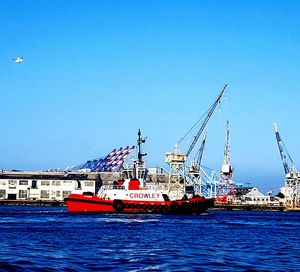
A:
70 146 136 172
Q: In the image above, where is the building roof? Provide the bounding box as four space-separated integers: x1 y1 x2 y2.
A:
0 171 99 180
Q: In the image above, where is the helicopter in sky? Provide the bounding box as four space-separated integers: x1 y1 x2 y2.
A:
12 57 24 64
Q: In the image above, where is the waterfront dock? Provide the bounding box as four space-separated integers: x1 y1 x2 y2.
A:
213 203 286 211
0 199 64 206
285 207 300 212
0 199 291 212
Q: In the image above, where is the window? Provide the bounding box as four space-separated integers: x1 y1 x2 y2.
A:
63 180 72 185
32 180 37 189
8 180 17 188
18 190 28 199
52 180 61 186
0 189 6 199
41 180 50 186
0 180 6 185
85 181 94 187
41 190 50 199
63 191 72 198
56 191 61 197
19 180 28 185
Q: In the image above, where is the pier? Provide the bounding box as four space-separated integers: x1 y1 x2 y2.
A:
213 203 286 212
0 199 64 206
0 199 292 212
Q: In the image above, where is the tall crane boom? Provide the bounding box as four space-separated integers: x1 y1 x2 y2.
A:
186 84 227 158
223 120 231 165
189 133 208 173
196 132 207 167
221 120 233 174
273 123 295 175
216 120 234 203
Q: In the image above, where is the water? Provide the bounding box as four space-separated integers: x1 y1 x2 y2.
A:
0 207 299 271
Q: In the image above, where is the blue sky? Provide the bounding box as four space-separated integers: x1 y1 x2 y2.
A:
1 0 300 192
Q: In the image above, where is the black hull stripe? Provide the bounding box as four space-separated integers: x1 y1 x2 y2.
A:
65 198 112 206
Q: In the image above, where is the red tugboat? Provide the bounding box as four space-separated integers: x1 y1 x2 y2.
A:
65 130 214 214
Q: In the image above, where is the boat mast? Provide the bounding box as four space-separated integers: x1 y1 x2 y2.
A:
134 129 148 185
137 129 147 165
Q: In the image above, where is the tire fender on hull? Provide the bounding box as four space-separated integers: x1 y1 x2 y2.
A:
112 200 125 212
180 201 191 213
170 202 180 214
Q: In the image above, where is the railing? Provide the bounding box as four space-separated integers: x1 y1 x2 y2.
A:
99 185 125 191
98 184 165 192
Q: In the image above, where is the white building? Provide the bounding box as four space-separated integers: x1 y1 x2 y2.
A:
0 171 100 201
242 187 279 205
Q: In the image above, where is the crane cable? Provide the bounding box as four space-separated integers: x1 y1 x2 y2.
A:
177 106 212 145
185 85 226 158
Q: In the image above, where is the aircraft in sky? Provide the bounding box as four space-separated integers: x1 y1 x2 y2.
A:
12 57 24 64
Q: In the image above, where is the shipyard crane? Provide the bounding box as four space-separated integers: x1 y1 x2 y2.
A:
189 132 207 175
222 120 233 174
189 133 208 196
273 123 297 175
216 120 234 203
165 84 227 196
186 84 227 158
273 123 300 208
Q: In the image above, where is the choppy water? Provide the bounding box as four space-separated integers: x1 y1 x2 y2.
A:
0 207 299 271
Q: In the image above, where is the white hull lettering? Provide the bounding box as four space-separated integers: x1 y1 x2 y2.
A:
129 193 160 199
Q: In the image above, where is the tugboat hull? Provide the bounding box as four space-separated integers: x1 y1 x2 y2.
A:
65 194 214 214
